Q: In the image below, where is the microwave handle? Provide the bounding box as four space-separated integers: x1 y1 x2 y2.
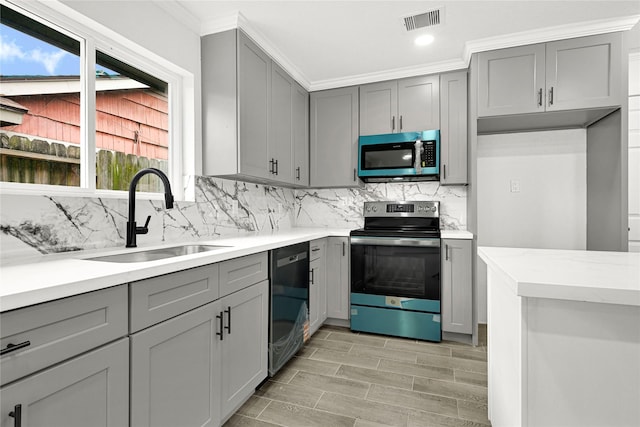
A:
391 116 395 132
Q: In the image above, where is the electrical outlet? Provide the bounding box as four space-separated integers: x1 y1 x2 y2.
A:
510 179 521 193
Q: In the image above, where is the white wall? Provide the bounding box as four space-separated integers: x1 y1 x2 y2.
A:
476 129 587 322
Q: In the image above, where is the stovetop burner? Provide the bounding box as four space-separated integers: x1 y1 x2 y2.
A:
356 201 441 237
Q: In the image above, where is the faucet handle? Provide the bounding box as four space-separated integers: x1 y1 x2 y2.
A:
136 216 151 234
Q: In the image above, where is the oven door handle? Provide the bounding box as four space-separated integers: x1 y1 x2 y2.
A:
350 236 440 247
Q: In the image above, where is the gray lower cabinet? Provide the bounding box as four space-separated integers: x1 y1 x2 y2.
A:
310 87 361 187
359 75 440 135
130 301 221 427
440 71 468 185
478 33 622 117
219 280 268 421
0 338 129 427
326 237 350 320
309 238 327 335
441 239 472 335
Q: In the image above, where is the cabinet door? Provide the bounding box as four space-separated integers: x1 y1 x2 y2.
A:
398 75 440 132
131 302 220 427
219 280 268 420
293 82 309 186
309 239 327 335
359 81 397 135
478 44 546 117
441 239 472 334
440 71 468 185
326 237 350 320
238 30 271 179
310 87 361 187
545 33 621 111
0 338 128 427
270 62 294 183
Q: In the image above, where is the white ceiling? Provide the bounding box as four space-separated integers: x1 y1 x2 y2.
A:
166 1 640 90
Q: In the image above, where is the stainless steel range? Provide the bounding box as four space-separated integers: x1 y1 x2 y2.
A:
350 201 441 342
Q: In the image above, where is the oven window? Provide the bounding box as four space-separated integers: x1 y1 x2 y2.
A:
351 244 440 300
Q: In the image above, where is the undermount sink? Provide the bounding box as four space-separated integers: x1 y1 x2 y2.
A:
87 244 230 263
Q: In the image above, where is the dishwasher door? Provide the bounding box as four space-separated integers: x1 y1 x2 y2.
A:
268 242 310 376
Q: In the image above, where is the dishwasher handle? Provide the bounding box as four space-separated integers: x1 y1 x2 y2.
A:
276 251 308 267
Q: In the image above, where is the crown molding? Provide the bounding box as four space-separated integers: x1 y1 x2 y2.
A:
152 0 201 34
308 59 468 92
463 14 640 65
193 5 640 92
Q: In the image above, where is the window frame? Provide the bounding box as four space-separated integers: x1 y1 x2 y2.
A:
0 0 190 201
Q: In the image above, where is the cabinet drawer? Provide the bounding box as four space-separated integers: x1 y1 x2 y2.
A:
130 264 219 333
0 285 127 386
219 252 268 297
310 239 325 261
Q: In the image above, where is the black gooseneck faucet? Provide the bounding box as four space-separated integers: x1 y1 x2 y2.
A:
126 168 174 248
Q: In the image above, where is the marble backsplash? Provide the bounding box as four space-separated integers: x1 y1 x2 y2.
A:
0 177 466 260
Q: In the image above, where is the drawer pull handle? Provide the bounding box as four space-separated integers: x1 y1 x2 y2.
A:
216 312 224 341
9 404 22 427
1 341 31 356
224 306 231 334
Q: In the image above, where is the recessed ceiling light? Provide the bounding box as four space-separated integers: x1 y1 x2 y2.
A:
414 34 434 46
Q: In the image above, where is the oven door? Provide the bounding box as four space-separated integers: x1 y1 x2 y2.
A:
350 235 440 301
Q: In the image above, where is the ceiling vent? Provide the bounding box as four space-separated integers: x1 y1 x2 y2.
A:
402 8 443 32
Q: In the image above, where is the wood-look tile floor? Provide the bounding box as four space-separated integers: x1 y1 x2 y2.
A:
224 325 490 427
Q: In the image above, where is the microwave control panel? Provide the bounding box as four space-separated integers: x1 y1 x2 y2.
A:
421 140 437 168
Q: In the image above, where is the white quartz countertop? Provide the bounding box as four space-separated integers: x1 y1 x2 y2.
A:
0 228 352 312
440 230 473 239
478 246 640 306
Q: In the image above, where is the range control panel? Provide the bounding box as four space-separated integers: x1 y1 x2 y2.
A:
364 201 439 218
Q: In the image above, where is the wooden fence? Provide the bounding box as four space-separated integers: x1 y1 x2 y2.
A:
0 133 168 192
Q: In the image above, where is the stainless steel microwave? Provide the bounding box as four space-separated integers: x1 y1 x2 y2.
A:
357 130 440 182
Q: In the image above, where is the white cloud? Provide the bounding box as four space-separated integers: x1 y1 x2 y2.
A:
0 35 68 75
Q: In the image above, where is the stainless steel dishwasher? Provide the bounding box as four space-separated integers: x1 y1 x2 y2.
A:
268 241 309 376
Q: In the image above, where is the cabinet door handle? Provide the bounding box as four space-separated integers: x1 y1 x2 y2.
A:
353 168 357 182
399 115 403 131
549 87 554 106
296 166 300 180
216 312 224 340
274 159 278 175
391 116 395 131
342 241 346 256
269 159 274 174
537 88 543 107
1 341 31 356
224 306 231 335
443 164 447 180
310 268 315 285
445 244 449 261
9 404 21 427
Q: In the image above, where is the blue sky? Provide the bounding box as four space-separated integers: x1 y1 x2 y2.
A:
1 24 115 77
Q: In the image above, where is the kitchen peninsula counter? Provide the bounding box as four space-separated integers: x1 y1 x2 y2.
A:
478 246 640 427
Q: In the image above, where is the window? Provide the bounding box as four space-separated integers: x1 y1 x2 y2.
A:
0 2 177 195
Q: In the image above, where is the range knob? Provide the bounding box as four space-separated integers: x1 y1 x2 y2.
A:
431 206 437 212
372 206 378 212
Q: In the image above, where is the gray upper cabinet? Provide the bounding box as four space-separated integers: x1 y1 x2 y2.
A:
440 71 468 185
545 34 621 111
202 29 307 187
310 87 361 187
478 44 545 116
238 30 271 180
478 33 622 117
359 81 397 135
441 239 472 335
269 62 294 183
359 75 440 135
293 82 310 186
